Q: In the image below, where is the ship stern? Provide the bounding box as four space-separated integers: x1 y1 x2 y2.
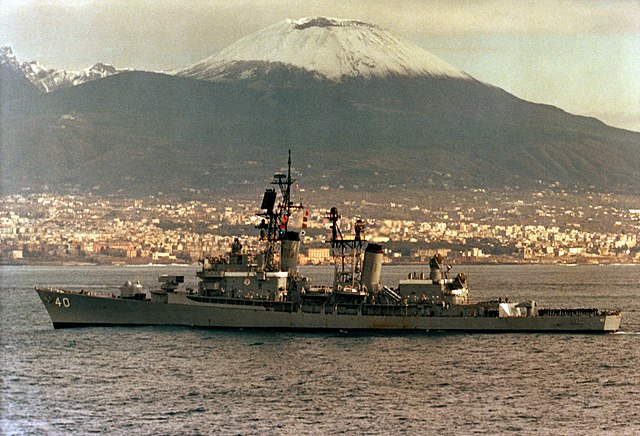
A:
603 312 622 333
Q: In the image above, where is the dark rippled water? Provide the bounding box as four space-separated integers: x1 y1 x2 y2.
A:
2 264 640 434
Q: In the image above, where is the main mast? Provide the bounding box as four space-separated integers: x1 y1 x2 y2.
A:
257 150 302 272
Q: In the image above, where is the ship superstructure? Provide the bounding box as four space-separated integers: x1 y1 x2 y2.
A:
194 150 308 304
35 153 622 332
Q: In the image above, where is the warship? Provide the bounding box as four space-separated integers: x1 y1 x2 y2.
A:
36 153 622 332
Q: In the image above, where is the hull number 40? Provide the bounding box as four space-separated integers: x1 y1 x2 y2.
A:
55 297 70 308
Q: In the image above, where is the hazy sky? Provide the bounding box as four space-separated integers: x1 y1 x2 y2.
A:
2 0 639 131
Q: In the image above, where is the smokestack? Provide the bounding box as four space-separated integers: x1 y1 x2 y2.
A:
430 254 444 281
361 243 383 292
280 231 301 275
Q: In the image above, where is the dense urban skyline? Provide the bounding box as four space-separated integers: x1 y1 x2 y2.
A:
2 188 639 264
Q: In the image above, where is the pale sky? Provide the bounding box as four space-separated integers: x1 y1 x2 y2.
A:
1 0 639 131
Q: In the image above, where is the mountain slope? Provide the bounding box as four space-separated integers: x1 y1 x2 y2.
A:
2 70 638 196
1 17 639 196
0 61 41 102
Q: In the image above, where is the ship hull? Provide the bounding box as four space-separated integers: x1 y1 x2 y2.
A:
36 288 621 333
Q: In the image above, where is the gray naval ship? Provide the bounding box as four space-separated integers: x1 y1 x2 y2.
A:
36 154 622 332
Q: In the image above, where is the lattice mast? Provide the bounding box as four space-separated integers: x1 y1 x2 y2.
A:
327 207 365 290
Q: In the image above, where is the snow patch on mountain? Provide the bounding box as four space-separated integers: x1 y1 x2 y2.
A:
178 17 471 82
1 46 121 92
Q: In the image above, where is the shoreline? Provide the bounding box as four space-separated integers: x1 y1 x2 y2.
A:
2 258 639 267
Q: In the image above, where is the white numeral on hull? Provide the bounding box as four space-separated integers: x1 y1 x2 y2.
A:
55 297 70 308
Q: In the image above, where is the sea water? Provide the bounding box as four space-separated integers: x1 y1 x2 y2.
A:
1 264 639 434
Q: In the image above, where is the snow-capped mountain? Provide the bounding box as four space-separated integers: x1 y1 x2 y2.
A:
0 46 120 92
3 18 639 196
178 17 471 82
33 62 120 92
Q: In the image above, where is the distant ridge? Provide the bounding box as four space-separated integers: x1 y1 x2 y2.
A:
0 46 121 93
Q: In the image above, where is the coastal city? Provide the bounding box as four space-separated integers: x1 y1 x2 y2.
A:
2 187 639 265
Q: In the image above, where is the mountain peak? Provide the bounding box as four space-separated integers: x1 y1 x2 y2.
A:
290 16 376 30
90 62 116 71
178 17 470 82
0 46 121 92
1 45 17 63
